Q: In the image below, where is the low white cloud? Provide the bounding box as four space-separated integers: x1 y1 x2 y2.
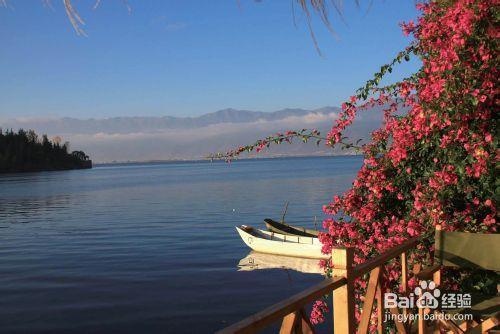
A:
2 116 59 124
71 112 338 142
1 109 381 163
279 112 338 124
58 112 339 162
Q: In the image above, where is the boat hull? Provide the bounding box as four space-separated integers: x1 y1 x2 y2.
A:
235 226 328 259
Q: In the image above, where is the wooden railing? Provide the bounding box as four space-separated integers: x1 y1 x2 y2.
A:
217 237 421 334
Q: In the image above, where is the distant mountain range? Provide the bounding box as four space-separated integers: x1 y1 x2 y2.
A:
1 107 383 163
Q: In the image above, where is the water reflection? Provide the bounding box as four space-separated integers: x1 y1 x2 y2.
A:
0 194 77 224
238 251 324 275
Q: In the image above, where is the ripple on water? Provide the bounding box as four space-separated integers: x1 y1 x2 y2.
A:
0 156 361 333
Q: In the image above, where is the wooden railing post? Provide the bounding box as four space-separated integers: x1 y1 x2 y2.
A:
401 252 408 325
376 280 385 333
332 248 355 334
433 225 442 287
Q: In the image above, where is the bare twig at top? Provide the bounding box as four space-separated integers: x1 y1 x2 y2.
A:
63 0 86 36
2 0 354 54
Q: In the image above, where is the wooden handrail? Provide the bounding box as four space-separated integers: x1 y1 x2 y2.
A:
216 276 347 334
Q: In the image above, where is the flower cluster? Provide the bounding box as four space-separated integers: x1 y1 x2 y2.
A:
314 0 498 327
310 300 329 325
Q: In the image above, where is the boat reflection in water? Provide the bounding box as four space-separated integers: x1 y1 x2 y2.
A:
238 251 324 275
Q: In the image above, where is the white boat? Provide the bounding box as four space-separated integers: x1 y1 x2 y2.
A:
235 225 329 259
238 251 324 274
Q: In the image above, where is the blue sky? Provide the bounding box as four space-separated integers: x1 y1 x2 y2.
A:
0 1 420 118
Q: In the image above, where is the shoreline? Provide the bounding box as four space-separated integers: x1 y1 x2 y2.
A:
0 161 92 174
94 153 363 167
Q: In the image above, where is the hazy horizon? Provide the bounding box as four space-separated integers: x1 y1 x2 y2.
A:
0 106 382 163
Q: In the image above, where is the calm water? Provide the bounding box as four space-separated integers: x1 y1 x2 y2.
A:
0 156 362 333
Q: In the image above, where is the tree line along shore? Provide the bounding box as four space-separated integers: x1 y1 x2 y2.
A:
0 129 91 173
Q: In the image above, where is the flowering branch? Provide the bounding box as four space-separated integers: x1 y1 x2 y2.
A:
208 129 363 161
210 47 416 161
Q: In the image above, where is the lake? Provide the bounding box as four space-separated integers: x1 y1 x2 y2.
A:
0 156 362 333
